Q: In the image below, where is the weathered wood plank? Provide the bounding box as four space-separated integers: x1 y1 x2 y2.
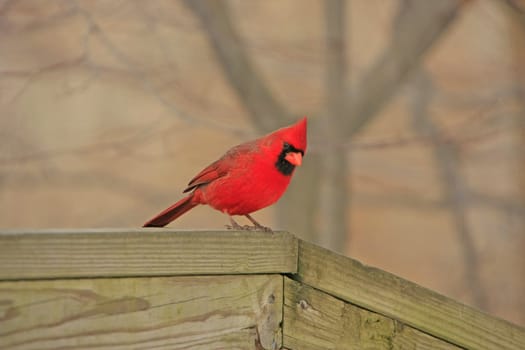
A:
283 277 460 350
295 240 525 350
0 274 282 350
0 229 297 280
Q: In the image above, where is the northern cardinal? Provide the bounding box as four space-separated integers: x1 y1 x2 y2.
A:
143 117 307 230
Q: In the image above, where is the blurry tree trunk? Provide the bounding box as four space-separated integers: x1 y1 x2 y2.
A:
319 0 349 252
410 71 487 309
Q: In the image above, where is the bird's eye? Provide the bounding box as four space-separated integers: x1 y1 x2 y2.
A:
283 142 291 150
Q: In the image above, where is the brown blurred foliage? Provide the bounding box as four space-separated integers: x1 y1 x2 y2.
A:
0 0 524 326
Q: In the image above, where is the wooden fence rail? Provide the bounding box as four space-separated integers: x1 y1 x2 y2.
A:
0 229 524 349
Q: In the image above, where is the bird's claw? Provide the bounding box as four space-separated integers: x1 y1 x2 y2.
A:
225 224 273 232
225 224 249 230
253 224 273 232
244 214 273 232
226 216 273 232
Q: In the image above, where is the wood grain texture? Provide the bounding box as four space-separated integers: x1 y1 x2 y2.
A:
295 240 525 350
0 229 298 280
283 278 459 350
0 274 282 350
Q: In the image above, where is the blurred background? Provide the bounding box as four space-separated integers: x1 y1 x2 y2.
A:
0 0 524 326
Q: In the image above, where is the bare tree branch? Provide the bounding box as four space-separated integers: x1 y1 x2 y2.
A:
71 1 249 136
503 0 525 24
2 169 169 206
0 119 178 165
469 191 525 216
0 0 77 33
351 188 525 216
183 0 292 132
350 109 524 152
345 0 465 136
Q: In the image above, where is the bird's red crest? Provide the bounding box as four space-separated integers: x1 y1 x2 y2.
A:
275 117 307 152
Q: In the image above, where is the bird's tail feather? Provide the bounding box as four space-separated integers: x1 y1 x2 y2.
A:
143 195 197 227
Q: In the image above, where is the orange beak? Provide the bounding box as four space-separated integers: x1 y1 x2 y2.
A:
285 152 303 166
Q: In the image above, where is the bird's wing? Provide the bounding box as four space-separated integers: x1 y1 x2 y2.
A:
183 142 258 193
183 160 226 193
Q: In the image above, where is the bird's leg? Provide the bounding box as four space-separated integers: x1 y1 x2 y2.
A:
226 216 248 231
245 214 273 232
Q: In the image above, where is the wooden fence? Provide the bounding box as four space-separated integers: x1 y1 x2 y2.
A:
0 229 524 349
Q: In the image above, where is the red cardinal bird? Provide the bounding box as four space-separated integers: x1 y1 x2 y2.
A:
143 117 307 230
